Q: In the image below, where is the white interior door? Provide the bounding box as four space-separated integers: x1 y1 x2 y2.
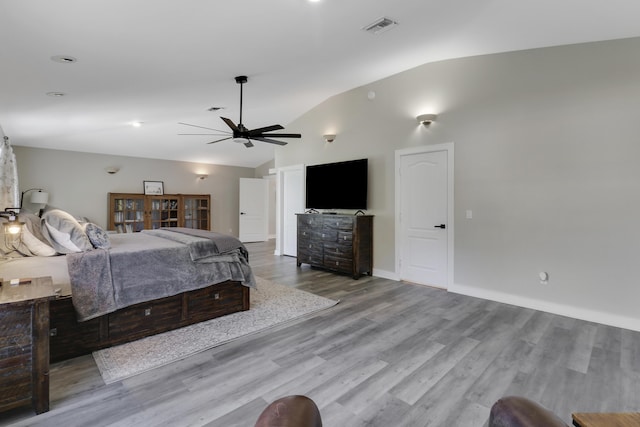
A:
239 177 268 242
396 144 453 288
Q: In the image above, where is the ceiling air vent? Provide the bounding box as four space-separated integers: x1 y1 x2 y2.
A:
362 17 398 35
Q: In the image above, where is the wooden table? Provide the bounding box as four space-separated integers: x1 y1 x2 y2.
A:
0 276 56 414
572 412 640 427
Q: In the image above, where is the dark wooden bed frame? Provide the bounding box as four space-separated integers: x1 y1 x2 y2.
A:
49 280 250 363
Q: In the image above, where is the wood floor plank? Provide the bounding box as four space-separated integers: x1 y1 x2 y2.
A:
4 239 640 427
390 335 480 405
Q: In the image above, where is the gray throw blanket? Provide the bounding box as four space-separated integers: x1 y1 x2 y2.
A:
143 228 249 261
67 230 256 321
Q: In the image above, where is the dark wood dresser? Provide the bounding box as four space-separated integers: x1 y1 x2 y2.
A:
0 276 56 415
296 213 373 279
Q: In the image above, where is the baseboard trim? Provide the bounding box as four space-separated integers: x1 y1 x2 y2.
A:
371 268 398 281
450 283 640 332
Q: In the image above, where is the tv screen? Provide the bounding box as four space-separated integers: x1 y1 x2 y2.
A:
305 159 368 210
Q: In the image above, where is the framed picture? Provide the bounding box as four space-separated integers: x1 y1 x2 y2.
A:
143 180 164 195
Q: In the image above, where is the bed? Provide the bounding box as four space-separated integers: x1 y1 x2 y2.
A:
0 209 255 362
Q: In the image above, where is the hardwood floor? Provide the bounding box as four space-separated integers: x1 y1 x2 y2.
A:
2 239 640 426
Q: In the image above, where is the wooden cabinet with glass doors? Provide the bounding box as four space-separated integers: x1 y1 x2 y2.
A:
108 193 210 232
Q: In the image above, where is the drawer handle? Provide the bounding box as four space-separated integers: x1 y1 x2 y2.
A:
144 308 152 316
50 328 58 337
213 293 220 300
336 261 340 266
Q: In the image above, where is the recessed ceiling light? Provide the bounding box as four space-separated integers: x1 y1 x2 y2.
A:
51 55 78 64
46 92 66 97
131 121 143 128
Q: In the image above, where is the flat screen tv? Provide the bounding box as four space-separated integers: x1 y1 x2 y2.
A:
305 158 368 210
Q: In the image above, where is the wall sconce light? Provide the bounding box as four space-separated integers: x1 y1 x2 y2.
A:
19 188 49 216
323 134 336 143
416 114 437 126
105 166 120 175
197 174 209 180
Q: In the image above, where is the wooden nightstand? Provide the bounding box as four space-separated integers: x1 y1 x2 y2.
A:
572 412 640 427
0 276 56 414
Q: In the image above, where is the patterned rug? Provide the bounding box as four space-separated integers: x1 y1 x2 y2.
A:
93 277 338 384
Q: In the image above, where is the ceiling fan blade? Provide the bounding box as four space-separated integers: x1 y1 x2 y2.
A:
252 137 288 146
220 117 240 132
259 133 301 138
178 122 231 134
207 137 232 144
248 124 284 135
178 133 230 136
244 141 254 148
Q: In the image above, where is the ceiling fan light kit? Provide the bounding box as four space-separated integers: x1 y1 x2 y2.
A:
179 75 301 148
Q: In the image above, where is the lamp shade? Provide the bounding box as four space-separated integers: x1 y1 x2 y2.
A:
30 191 49 204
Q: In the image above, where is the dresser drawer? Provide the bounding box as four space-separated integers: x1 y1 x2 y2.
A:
108 295 182 342
324 253 353 273
298 228 322 241
187 281 247 323
323 217 354 230
323 243 352 258
298 215 323 228
49 297 101 363
337 231 353 243
319 229 338 242
297 246 323 266
0 306 32 409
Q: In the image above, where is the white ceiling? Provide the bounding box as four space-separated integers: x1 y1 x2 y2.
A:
1 0 639 168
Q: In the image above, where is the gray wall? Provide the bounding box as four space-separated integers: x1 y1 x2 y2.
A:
277 37 640 329
13 146 255 236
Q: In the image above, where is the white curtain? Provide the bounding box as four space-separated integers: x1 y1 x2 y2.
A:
0 133 20 211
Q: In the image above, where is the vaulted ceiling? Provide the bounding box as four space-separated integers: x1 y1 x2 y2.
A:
1 0 639 167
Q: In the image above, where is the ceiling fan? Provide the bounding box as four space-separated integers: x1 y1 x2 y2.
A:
178 75 301 148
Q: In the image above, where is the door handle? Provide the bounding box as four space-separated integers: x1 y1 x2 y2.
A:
434 224 446 229
240 212 246 215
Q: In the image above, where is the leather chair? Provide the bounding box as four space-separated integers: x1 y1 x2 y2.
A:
489 396 569 427
255 395 322 427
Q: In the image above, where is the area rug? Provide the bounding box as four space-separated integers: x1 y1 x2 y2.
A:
93 277 338 384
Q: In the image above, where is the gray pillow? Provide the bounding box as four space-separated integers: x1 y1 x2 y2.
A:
41 209 93 254
84 223 111 249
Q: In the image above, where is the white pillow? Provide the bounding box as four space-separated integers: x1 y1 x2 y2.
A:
22 225 57 256
41 209 93 254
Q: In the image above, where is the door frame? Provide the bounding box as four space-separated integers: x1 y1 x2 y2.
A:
395 142 454 289
274 164 305 256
